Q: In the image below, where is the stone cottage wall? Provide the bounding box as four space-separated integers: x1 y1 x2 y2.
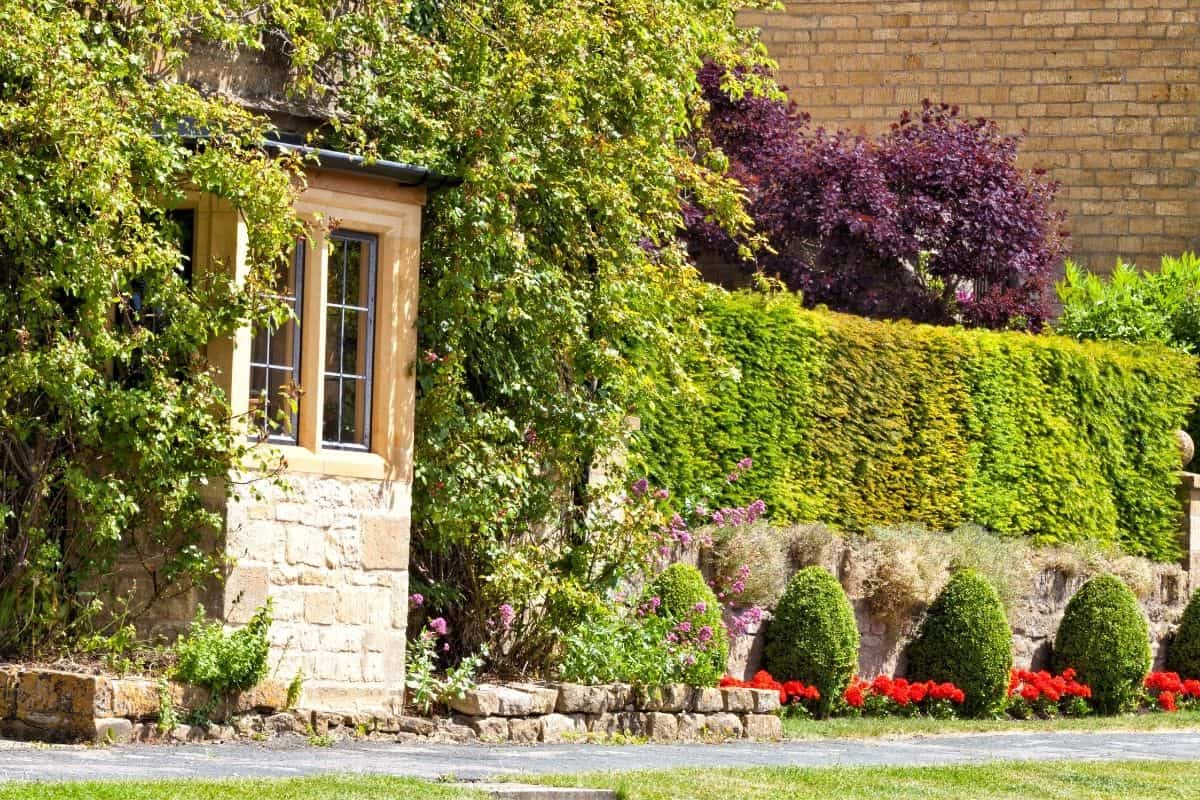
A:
221 473 410 713
743 0 1200 274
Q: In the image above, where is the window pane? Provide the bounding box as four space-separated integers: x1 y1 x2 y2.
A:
341 309 362 376
248 242 304 443
322 377 341 444
322 231 376 450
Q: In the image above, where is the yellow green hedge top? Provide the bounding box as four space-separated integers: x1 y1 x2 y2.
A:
633 290 1200 561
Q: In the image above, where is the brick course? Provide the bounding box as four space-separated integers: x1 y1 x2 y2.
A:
745 0 1200 272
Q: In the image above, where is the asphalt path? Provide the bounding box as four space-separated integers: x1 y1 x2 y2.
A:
1 730 1198 783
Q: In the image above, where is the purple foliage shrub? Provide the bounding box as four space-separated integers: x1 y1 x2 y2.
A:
686 63 1068 329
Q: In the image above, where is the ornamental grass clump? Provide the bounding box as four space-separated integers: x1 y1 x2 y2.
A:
647 563 728 686
905 569 1012 717
764 567 859 717
1167 589 1200 679
1053 574 1151 714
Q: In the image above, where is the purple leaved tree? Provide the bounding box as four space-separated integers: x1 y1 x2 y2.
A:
686 63 1068 329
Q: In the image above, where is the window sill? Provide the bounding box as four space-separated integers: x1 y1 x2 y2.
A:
255 443 392 481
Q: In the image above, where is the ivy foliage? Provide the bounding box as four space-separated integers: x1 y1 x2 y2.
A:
322 0 771 666
0 1 313 653
905 569 1013 718
764 566 859 718
0 0 772 666
1053 574 1151 714
635 290 1198 560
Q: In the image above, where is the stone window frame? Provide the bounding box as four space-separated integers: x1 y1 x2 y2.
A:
198 169 425 483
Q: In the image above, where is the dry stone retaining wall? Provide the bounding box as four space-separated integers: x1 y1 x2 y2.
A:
726 562 1191 680
0 668 781 744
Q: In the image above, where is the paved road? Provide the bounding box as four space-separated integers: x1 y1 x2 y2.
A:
1 731 1199 783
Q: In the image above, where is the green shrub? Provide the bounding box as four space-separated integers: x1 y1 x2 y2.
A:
1053 574 1151 713
1168 590 1200 679
647 563 729 686
634 291 1198 560
173 601 273 697
906 569 1013 717
764 566 859 717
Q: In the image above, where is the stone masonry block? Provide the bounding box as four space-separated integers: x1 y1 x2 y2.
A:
304 592 337 625
16 670 100 737
721 687 755 713
540 712 584 743
0 667 18 719
705 712 744 740
693 687 724 713
223 566 270 624
743 713 783 740
361 513 410 570
555 683 609 714
750 688 781 713
645 711 678 742
508 717 540 743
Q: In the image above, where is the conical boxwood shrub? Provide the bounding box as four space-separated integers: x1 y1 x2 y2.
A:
906 569 1012 717
1053 574 1150 713
647 563 728 685
1168 589 1200 679
764 566 859 717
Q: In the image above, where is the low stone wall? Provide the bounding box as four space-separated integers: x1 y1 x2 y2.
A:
0 666 288 743
443 682 782 743
0 668 781 744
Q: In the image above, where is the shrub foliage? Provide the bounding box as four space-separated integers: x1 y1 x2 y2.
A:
647 563 729 686
1167 590 1200 679
635 291 1198 560
764 566 859 717
0 1 306 653
1053 574 1151 714
173 602 273 697
686 64 1067 329
905 569 1013 717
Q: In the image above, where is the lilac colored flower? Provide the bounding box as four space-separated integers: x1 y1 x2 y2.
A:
682 654 697 666
442 643 450 652
676 621 692 633
693 601 707 614
737 457 753 471
649 596 662 609
655 488 670 499
429 617 448 636
697 625 713 643
409 592 424 608
675 530 693 547
498 603 516 631
711 510 725 526
631 478 649 497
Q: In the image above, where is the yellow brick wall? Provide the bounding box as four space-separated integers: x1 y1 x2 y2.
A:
743 1 1200 273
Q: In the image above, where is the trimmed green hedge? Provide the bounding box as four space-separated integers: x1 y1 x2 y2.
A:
905 570 1013 717
634 291 1198 560
765 567 859 718
1053 574 1151 713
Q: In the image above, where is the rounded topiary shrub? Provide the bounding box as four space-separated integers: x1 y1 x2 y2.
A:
764 566 859 717
1053 573 1150 713
647 563 728 686
1168 589 1200 679
906 569 1012 718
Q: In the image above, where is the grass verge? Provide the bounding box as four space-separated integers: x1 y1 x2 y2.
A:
782 710 1200 739
523 761 1200 799
0 775 483 800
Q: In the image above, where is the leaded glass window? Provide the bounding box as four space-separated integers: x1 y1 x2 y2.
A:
249 241 305 443
322 230 377 450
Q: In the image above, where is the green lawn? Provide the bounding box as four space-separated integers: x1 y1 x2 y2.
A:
0 776 482 800
524 761 1200 799
782 710 1200 739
